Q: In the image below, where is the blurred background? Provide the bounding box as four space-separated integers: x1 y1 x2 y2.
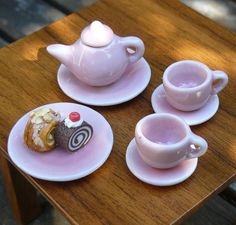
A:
0 0 236 224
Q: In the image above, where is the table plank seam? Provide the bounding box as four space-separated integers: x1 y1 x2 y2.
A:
43 0 72 14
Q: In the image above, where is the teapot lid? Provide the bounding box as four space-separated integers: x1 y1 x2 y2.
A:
81 21 114 47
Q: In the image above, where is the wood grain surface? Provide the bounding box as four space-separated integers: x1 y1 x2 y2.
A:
0 0 235 225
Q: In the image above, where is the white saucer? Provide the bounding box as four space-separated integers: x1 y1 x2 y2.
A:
8 102 113 182
151 84 219 126
57 58 151 106
126 139 198 186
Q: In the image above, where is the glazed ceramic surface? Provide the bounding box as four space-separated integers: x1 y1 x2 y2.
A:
47 21 145 86
151 84 219 125
135 113 207 169
57 58 151 106
163 60 228 111
126 139 198 186
8 102 113 181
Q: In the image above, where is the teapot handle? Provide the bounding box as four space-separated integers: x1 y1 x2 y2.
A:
121 36 145 64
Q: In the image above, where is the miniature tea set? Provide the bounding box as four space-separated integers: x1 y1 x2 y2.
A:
8 21 228 185
51 20 151 106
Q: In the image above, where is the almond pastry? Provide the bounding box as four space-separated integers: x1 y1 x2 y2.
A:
24 108 61 152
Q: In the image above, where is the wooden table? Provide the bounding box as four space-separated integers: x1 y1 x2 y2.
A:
0 0 236 224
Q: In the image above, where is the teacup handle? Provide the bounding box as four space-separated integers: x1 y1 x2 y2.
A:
186 133 208 159
121 36 145 63
211 70 228 95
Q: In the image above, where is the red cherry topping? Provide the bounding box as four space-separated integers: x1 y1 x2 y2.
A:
69 112 80 122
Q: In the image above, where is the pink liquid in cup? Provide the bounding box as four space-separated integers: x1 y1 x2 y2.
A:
168 64 206 88
141 116 186 145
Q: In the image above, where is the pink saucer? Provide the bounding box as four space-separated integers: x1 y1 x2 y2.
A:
151 84 219 126
8 102 113 181
126 139 198 186
57 58 151 106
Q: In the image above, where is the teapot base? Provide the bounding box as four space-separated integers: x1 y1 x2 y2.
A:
57 58 151 106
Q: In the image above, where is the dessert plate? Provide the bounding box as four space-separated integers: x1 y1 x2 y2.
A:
57 58 151 106
8 102 113 181
126 139 198 186
151 84 219 126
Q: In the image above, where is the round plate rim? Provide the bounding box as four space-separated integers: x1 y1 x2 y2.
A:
151 84 219 126
57 58 151 106
8 102 114 181
126 139 198 186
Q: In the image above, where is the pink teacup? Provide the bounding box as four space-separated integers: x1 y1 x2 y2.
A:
135 113 208 169
163 60 228 111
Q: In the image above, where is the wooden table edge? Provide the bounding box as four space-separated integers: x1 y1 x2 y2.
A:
1 146 236 225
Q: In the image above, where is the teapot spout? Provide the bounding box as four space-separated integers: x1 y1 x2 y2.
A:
47 44 73 66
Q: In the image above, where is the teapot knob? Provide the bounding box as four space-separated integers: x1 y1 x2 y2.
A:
81 20 114 47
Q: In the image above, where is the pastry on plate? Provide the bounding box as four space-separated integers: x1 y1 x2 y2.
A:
55 112 93 152
24 108 61 152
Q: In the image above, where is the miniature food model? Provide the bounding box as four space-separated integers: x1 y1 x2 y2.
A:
54 112 93 152
24 108 61 152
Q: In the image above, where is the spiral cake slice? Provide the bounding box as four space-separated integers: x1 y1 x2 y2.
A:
54 112 93 152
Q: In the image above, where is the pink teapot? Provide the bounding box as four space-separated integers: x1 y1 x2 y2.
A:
47 20 145 86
